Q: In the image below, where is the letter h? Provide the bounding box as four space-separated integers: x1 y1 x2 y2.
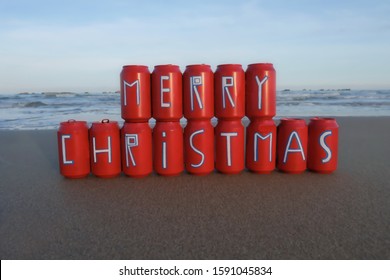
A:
92 136 112 163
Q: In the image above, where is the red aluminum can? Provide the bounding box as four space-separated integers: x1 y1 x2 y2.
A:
183 64 214 120
245 63 276 119
89 119 121 178
121 122 153 178
214 64 245 120
152 64 182 121
184 120 214 175
308 117 339 173
57 120 90 178
277 118 308 174
215 119 245 174
153 121 184 176
120 65 151 122
246 119 276 174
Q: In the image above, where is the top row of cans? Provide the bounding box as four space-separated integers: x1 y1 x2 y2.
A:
120 63 276 122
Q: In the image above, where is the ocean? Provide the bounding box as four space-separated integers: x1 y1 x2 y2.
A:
0 89 389 129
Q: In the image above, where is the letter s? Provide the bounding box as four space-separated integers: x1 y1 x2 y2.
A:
320 131 332 163
190 129 205 168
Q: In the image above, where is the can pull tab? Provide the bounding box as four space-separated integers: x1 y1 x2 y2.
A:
101 119 110 123
68 119 76 123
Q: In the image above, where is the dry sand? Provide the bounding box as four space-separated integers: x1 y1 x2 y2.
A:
0 117 389 259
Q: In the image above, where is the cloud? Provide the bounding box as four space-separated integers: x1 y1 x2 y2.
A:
1 0 390 92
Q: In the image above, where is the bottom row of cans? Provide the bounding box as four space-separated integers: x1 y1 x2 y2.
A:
57 118 339 178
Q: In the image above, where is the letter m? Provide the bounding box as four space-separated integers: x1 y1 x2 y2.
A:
123 80 140 106
254 132 273 162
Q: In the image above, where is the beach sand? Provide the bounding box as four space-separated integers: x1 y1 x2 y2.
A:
0 117 389 259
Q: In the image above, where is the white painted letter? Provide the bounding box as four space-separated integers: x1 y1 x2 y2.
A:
253 132 273 162
123 80 140 106
320 131 332 163
221 132 238 166
125 134 139 167
161 76 171 108
189 129 205 168
162 132 167 169
61 134 73 165
255 75 268 110
93 136 112 163
222 76 235 108
190 76 203 111
283 131 305 163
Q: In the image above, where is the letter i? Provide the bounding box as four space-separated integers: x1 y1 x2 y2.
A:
162 132 167 169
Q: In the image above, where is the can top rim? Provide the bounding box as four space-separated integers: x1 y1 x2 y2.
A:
91 119 118 125
122 65 149 69
247 63 274 68
217 63 242 68
185 64 211 68
154 64 180 69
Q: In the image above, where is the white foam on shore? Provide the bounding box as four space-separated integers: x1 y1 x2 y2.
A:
0 90 389 129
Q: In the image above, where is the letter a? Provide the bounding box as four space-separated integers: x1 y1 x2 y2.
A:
283 131 305 163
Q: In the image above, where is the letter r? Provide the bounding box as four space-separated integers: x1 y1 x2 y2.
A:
222 76 235 109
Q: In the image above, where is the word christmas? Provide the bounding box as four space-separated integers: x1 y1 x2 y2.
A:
57 63 339 178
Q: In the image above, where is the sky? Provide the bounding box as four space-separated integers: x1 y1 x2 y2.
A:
0 0 389 93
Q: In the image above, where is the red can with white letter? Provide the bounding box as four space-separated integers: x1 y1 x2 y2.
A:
277 118 308 174
184 120 214 175
152 64 182 121
245 63 276 119
215 119 244 174
308 117 339 173
246 119 276 174
89 119 121 178
121 122 153 178
183 64 214 120
153 121 184 176
120 65 151 122
214 64 245 120
57 120 90 178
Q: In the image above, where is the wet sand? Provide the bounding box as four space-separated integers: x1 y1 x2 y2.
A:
0 117 389 259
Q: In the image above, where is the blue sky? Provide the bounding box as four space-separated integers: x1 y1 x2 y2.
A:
0 0 389 93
